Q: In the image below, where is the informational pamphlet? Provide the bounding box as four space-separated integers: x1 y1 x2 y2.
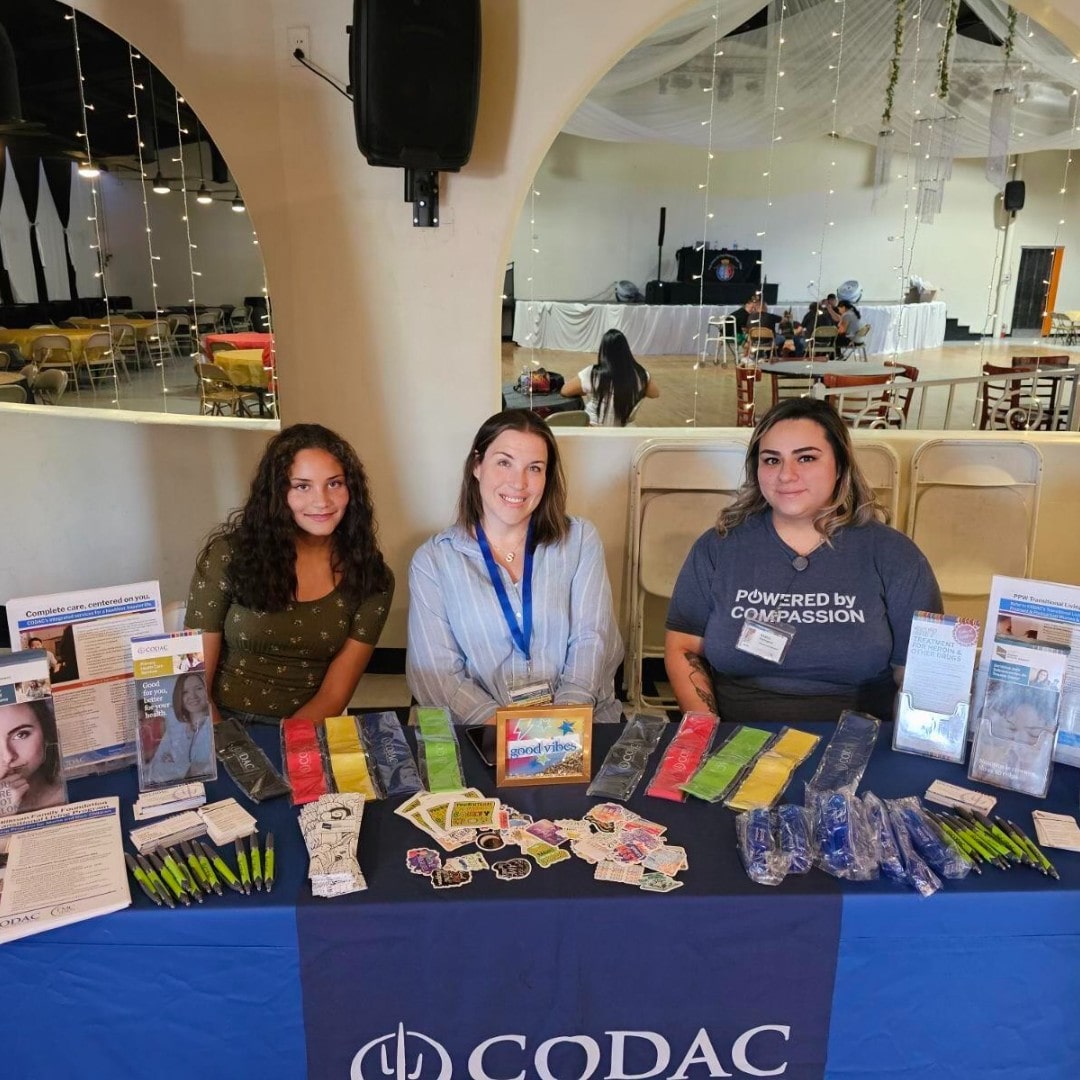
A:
893 612 979 763
0 651 68 816
6 582 163 775
976 576 1080 766
131 631 215 791
0 796 130 944
968 636 1067 798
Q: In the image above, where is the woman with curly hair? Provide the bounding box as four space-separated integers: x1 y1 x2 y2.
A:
664 397 940 724
185 424 393 724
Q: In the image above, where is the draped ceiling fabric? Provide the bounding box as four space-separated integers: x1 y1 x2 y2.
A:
67 164 102 299
564 0 1080 157
36 161 72 302
0 149 39 303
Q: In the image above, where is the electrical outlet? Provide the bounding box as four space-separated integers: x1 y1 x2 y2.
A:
288 26 308 66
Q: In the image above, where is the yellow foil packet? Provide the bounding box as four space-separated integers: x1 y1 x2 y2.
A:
725 727 821 811
325 715 379 799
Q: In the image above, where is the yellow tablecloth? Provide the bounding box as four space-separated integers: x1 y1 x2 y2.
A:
0 327 100 361
97 318 161 340
212 349 270 388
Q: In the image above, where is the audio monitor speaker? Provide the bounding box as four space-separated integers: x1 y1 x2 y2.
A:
352 0 481 171
1004 180 1026 212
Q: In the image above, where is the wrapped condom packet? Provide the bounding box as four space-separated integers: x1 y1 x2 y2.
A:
358 711 423 797
587 713 668 801
414 707 466 793
646 712 719 802
736 807 787 887
214 717 291 803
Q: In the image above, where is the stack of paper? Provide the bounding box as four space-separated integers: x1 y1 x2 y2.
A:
198 799 257 845
133 782 207 821
1032 810 1080 852
129 810 206 854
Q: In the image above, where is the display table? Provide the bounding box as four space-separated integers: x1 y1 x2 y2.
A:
860 300 947 355
3 720 1078 1079
0 327 100 362
202 332 275 367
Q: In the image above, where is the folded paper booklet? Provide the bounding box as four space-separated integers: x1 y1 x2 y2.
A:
894 612 979 763
968 635 1068 798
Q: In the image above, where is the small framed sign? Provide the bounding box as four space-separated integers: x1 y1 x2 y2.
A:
495 705 593 788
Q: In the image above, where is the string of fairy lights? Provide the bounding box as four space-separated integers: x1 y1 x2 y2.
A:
58 4 265 413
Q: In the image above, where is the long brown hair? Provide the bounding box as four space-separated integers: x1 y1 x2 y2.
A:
718 397 882 538
456 409 569 546
197 423 390 611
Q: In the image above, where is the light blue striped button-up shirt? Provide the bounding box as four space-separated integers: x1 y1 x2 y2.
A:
406 516 624 726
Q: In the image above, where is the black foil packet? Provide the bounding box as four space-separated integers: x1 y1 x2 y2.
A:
586 714 668 801
214 717 291 803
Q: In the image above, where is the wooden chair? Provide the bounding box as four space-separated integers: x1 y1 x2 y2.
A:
745 326 775 362
1011 355 1071 430
735 363 761 427
769 371 816 406
822 372 895 427
978 362 1041 430
883 362 919 427
31 334 78 395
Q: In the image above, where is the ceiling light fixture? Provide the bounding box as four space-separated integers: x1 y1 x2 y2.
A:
196 183 213 205
152 172 170 194
231 194 246 213
78 161 100 178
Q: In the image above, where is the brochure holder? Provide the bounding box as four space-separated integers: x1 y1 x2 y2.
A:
968 715 1055 799
893 692 970 764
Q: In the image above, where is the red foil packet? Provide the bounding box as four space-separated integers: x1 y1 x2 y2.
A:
282 717 330 805
645 712 719 802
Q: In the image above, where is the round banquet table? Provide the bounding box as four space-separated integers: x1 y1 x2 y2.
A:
759 360 896 378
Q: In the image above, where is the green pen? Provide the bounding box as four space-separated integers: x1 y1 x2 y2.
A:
943 813 1006 868
235 839 251 894
200 841 244 895
249 834 263 892
193 841 223 896
162 846 203 902
956 809 1014 860
1002 818 1060 880
989 817 1039 869
181 840 212 894
137 853 176 909
125 852 163 904
973 810 1026 861
264 832 275 894
148 850 190 905
928 815 982 874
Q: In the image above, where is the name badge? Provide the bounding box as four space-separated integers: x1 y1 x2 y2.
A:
508 680 554 707
735 619 794 664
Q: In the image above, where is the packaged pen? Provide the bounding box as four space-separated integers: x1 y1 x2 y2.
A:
358 711 423 796
888 796 971 880
861 791 905 884
886 799 942 897
587 713 667 801
214 717 290 803
776 804 812 875
736 807 786 886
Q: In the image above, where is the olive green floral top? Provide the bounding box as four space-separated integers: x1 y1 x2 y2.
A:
185 537 393 718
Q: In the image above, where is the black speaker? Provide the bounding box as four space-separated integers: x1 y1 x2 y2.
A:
352 0 481 171
1004 180 1026 212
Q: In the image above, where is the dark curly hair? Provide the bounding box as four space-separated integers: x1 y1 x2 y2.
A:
197 423 390 611
456 409 569 546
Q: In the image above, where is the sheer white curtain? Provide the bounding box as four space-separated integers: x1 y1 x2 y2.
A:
67 164 101 298
563 0 1080 156
0 149 38 303
36 160 71 302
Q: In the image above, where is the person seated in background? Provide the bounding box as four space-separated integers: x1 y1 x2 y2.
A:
834 299 861 357
186 423 394 725
664 397 941 725
819 294 841 326
801 301 825 335
560 328 659 426
731 296 761 346
407 409 623 726
774 311 806 356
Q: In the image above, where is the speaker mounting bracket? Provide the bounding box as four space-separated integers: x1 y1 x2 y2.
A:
405 168 440 228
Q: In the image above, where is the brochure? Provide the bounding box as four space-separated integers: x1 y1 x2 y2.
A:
6 581 163 775
0 651 69 816
893 611 979 763
976 576 1080 766
131 631 216 791
0 796 130 944
968 635 1067 797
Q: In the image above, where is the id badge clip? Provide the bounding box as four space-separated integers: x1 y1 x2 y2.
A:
735 618 794 664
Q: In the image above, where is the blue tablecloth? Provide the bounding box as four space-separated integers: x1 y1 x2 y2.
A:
2 720 1078 1080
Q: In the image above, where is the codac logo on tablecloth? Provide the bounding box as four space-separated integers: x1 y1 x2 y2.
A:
350 1020 793 1079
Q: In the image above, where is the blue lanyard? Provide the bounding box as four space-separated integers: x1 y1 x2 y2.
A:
476 520 534 661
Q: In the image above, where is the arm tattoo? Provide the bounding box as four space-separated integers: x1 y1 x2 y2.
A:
684 651 717 714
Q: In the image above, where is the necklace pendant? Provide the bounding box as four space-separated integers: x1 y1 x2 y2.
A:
792 555 809 572
505 551 515 564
